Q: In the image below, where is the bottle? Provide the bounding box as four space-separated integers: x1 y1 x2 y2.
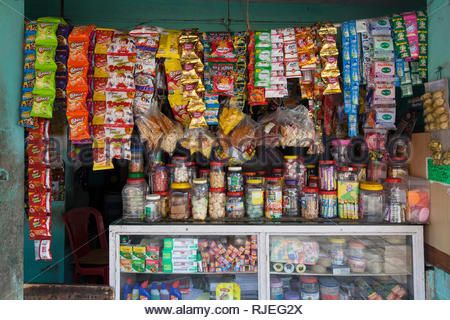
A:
169 281 182 300
122 278 134 300
132 283 140 300
160 283 170 300
150 283 160 300
139 280 152 300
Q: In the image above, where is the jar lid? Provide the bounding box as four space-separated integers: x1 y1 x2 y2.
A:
338 166 356 172
272 168 283 173
331 139 350 146
210 161 224 167
284 155 298 160
285 179 297 186
385 177 402 183
247 179 263 184
155 191 169 196
300 276 318 284
228 166 242 172
319 160 336 165
302 187 319 193
186 162 196 167
256 170 266 175
360 181 383 191
329 238 346 244
350 163 367 168
309 175 319 180
227 191 244 196
210 187 225 192
146 194 161 200
128 172 145 179
305 164 316 169
193 178 207 184
319 190 337 195
349 240 366 248
172 156 187 161
266 177 281 181
171 182 191 189
199 168 210 173
243 171 256 176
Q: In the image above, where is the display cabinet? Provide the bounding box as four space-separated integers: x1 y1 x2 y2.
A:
109 223 424 300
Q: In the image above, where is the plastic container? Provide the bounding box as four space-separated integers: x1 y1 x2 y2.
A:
210 162 225 188
243 171 256 184
167 163 175 188
308 175 319 188
283 179 299 217
172 156 189 183
186 162 197 185
406 176 430 224
284 155 298 180
359 181 384 222
348 256 367 273
384 177 407 223
301 187 319 219
160 283 170 300
270 277 284 300
368 160 387 182
329 238 346 266
337 166 358 181
129 145 144 173
319 277 340 300
319 160 337 191
301 276 319 293
337 167 360 220
331 139 351 165
169 182 191 220
156 191 169 218
265 177 283 219
388 157 409 180
245 179 265 219
209 188 226 220
145 194 161 222
192 178 208 221
319 190 337 218
199 168 210 180
350 163 367 182
227 166 244 192
226 192 245 219
151 165 168 193
297 159 307 189
122 177 148 221
306 164 317 180
348 240 366 258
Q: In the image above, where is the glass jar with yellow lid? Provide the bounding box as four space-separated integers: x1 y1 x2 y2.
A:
359 181 384 222
170 182 191 220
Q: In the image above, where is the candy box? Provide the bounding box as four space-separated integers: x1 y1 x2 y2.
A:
145 259 159 273
162 248 197 262
132 245 146 260
120 259 132 272
145 245 160 260
120 245 133 259
163 238 198 250
131 259 146 273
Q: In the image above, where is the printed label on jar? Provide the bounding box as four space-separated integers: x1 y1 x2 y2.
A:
266 190 282 218
227 175 243 192
250 190 264 205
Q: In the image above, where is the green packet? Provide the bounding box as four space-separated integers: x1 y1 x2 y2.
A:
33 70 55 93
35 22 58 47
35 46 57 71
30 90 55 119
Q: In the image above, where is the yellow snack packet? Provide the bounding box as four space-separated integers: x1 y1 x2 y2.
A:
156 30 180 59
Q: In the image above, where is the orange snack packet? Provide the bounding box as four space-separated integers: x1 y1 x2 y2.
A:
67 111 90 141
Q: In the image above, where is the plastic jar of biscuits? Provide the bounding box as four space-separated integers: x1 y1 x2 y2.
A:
210 162 225 188
192 178 208 221
169 182 191 220
172 156 189 183
209 188 226 220
301 187 319 219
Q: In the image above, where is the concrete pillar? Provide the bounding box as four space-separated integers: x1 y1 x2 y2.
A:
0 0 25 299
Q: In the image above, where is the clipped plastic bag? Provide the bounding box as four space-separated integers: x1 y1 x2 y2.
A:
279 105 315 148
180 128 216 159
227 115 258 161
219 106 245 135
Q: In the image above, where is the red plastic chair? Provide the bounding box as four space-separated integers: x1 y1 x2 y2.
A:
63 207 109 285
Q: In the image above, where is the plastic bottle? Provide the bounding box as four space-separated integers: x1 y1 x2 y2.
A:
122 278 134 300
132 283 140 300
169 281 183 300
160 283 170 300
150 283 160 300
139 280 152 300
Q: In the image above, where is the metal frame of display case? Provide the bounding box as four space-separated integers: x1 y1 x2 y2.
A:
109 224 424 300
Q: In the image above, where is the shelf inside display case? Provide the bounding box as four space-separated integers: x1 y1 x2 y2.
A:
122 271 258 275
270 272 412 276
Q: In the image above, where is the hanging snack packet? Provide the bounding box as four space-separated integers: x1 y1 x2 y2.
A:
67 112 90 141
204 94 220 125
29 215 52 240
34 240 52 261
35 46 57 71
208 32 236 62
35 21 58 47
168 93 191 126
156 30 181 59
30 93 55 118
165 58 183 94
210 62 235 95
94 28 115 54
33 69 55 93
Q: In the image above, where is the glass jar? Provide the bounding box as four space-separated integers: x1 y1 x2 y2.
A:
172 156 189 183
359 181 384 222
337 167 359 220
388 158 409 180
243 171 256 184
319 160 337 191
306 163 317 180
283 155 298 180
145 194 161 223
198 168 210 184
300 276 320 300
329 238 346 266
192 178 208 221
350 163 367 182
348 256 367 273
256 170 267 184
156 191 169 218
383 177 407 223
209 188 226 220
348 240 366 259
319 277 340 300
283 179 299 217
167 163 175 188
272 167 283 178
308 175 319 188
169 182 191 220
301 187 319 219
186 162 197 185
331 139 351 166
245 179 264 219
151 165 169 193
319 190 337 218
129 145 144 173
297 159 307 190
227 166 244 192
226 191 245 219
122 177 148 221
265 177 283 219
368 160 387 182
270 277 284 300
210 162 225 188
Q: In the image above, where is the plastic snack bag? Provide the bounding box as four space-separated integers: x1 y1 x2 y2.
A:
156 30 181 59
34 240 52 261
67 112 90 141
219 106 245 135
30 93 55 118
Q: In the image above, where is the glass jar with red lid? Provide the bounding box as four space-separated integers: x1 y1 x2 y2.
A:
265 177 283 219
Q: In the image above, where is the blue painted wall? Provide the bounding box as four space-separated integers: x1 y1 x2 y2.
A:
0 0 25 299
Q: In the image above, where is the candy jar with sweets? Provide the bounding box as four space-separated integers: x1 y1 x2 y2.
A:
368 160 387 182
331 139 351 166
388 157 409 180
306 163 317 181
226 191 245 219
192 178 208 221
198 168 210 184
156 191 169 218
283 155 298 180
209 187 226 220
227 166 244 192
210 162 225 188
151 164 168 193
144 194 161 223
283 179 299 217
245 178 264 219
319 190 338 218
172 156 189 183
319 160 337 191
186 161 197 185
265 177 283 219
169 182 191 220
359 181 384 222
350 163 367 181
122 176 148 221
406 176 430 223
383 177 407 223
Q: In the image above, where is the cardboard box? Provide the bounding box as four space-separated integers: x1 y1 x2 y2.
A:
132 245 146 260
120 259 132 272
163 238 198 250
162 248 198 262
120 245 133 260
131 259 146 273
145 245 160 260
162 260 198 273
145 260 159 273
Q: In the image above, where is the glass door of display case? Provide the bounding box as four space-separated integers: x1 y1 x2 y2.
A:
110 225 261 300
266 226 424 300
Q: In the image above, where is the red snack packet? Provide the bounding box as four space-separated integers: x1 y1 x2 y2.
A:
94 28 115 55
68 25 95 66
92 101 106 125
67 91 88 113
28 166 51 189
28 190 51 212
27 118 50 140
29 215 52 240
27 142 50 166
67 112 90 141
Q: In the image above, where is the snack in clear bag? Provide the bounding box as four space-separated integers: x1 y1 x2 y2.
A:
219 106 245 135
228 115 258 159
180 128 216 158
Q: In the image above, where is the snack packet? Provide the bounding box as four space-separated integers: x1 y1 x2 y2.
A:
156 30 181 59
34 240 52 260
29 215 52 240
30 93 55 118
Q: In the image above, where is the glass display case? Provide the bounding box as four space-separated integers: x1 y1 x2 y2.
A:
110 223 424 300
